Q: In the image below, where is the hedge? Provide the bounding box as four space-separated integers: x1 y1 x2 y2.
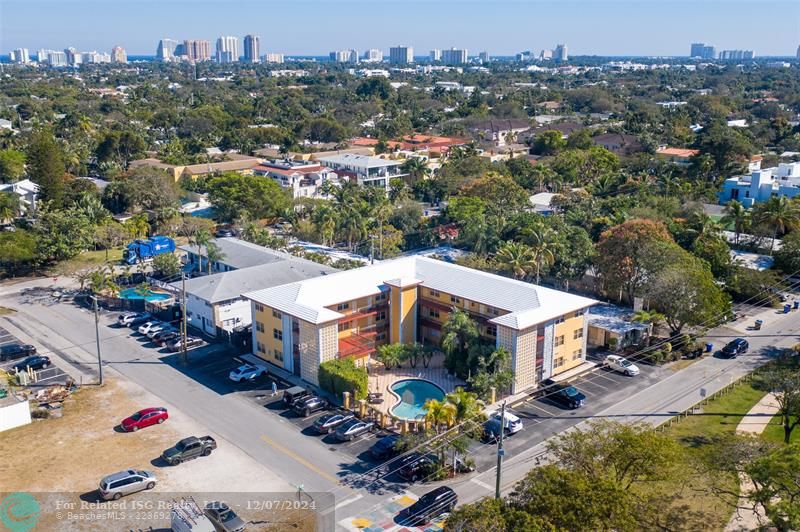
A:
318 358 368 401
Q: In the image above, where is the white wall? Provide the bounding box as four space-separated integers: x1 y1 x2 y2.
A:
187 294 216 336
215 298 252 332
0 400 32 432
187 294 253 337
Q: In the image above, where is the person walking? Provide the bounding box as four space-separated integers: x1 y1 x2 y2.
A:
271 380 278 397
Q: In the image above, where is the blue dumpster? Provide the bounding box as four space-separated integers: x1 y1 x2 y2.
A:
794 301 799 310
755 319 763 330
705 343 713 353
784 304 791 313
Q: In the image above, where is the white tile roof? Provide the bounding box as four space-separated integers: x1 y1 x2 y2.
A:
243 256 596 330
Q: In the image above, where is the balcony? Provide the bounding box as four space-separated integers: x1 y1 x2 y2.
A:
338 332 376 358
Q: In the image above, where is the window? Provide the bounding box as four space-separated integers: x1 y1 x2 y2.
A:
554 316 565 325
486 325 497 337
574 309 586 317
272 309 282 319
555 335 565 347
274 349 284 362
554 356 565 368
376 311 386 321
450 296 461 304
375 292 387 302
337 302 350 311
338 322 349 333
429 289 440 298
273 328 283 341
486 306 500 316
429 308 440 319
255 321 265 333
255 303 264 312
572 349 582 361
573 328 583 339
376 332 386 341
256 341 266 354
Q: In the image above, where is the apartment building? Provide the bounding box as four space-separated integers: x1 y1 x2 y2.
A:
441 48 468 65
243 34 260 63
253 160 341 199
317 153 407 189
244 256 596 393
389 46 414 65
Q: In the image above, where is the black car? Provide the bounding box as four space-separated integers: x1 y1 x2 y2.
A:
0 343 36 361
12 355 51 372
399 486 457 526
397 453 439 482
204 502 246 532
369 434 405 460
313 412 354 434
721 338 749 359
547 382 586 409
283 385 310 406
292 395 329 417
152 330 180 346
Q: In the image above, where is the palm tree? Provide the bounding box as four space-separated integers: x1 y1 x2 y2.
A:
522 225 558 284
632 309 665 335
721 200 750 246
0 192 19 224
423 398 456 433
339 208 366 251
494 241 535 280
371 199 394 260
205 242 226 275
401 157 430 185
441 309 480 359
190 228 212 273
445 387 485 424
377 343 404 370
753 196 800 255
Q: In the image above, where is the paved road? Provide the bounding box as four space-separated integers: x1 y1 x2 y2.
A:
2 282 799 531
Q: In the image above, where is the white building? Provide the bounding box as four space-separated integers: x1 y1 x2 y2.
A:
719 162 800 207
317 153 408 190
268 69 307 77
253 160 341 199
442 48 468 65
357 69 390 78
719 49 754 60
478 51 490 63
111 46 127 63
157 38 180 61
9 48 30 64
389 45 413 65
243 34 260 63
216 36 239 63
430 49 442 62
37 50 68 67
263 53 284 64
332 49 358 63
0 179 39 214
554 44 568 61
363 49 383 62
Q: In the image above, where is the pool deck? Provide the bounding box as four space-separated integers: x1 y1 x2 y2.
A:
367 353 466 416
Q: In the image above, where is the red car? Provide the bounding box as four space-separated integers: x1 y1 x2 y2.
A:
121 407 169 432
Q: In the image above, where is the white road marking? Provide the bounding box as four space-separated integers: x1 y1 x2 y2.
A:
470 477 494 490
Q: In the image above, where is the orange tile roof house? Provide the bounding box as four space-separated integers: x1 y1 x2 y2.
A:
656 147 701 165
129 155 261 181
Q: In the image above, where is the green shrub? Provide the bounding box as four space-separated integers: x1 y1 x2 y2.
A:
318 358 368 401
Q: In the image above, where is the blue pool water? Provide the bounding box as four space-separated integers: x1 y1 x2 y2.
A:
389 379 446 421
118 288 172 302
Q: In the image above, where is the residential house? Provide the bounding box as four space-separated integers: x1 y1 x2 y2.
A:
655 147 700 166
180 237 289 274
129 154 261 181
0 179 39 214
586 304 650 351
253 160 342 199
468 118 532 147
719 162 800 207
592 133 643 156
244 256 596 392
317 154 408 190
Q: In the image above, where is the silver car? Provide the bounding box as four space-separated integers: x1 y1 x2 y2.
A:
98 469 157 500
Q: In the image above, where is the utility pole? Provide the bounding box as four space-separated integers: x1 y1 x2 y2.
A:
92 296 103 385
495 401 506 499
181 271 188 364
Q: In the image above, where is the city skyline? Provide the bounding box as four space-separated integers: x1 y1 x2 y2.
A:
1 0 798 57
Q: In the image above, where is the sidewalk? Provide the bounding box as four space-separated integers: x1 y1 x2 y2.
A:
725 393 779 532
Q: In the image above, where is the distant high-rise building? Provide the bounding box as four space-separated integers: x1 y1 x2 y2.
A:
111 46 127 63
389 45 413 65
243 35 260 63
263 53 284 64
363 49 383 62
10 48 30 64
690 42 715 59
331 49 358 63
690 43 705 58
719 49 754 60
442 48 468 65
540 49 553 60
516 50 532 61
185 40 212 62
479 51 490 63
38 50 67 67
157 38 180 61
216 36 239 63
430 49 442 62
64 47 82 66
82 51 111 64
553 44 568 61
797 45 800 59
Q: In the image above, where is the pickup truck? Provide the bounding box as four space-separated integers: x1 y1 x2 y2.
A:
161 436 217 466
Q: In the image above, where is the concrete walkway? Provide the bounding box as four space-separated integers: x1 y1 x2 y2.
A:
725 393 780 531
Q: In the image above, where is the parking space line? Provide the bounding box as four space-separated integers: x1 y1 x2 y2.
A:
521 402 556 416
582 380 609 392
592 372 621 385
260 434 341 484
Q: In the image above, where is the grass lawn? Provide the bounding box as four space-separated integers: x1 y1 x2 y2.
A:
641 382 767 531
52 248 124 275
760 413 798 445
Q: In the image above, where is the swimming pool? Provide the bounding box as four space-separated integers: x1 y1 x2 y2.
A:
389 379 446 421
118 288 172 302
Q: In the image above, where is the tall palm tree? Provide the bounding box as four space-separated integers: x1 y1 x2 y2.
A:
686 211 722 240
0 192 19 223
401 157 430 185
721 200 750 246
754 196 800 255
423 399 456 433
371 199 394 260
632 309 665 335
494 241 535 280
190 228 212 273
205 242 226 275
445 387 485 424
522 225 558 284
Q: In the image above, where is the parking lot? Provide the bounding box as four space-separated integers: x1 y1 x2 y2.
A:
0 322 72 387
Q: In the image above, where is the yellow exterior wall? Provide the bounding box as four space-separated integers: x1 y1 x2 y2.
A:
552 311 587 375
400 286 417 344
390 286 402 343
253 303 286 366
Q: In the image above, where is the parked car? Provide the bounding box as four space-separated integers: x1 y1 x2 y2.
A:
161 435 217 466
369 434 406 460
334 419 374 441
397 453 439 482
313 412 354 434
483 411 523 440
721 338 749 359
0 342 36 361
118 311 150 326
121 407 169 432
137 321 162 335
203 502 246 532
146 325 175 340
292 395 329 417
152 330 180 346
400 486 457 526
547 382 587 409
228 364 268 383
283 385 310 407
98 469 156 500
127 313 154 327
167 337 204 352
12 355 51 372
604 354 640 376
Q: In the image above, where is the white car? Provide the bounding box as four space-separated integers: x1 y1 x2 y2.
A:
137 321 162 335
229 364 268 382
605 355 640 376
489 411 523 434
147 324 175 339
117 312 146 326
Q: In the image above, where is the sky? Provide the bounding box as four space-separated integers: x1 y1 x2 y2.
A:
1 0 798 57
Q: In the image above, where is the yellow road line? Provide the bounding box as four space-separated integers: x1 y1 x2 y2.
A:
260 434 341 485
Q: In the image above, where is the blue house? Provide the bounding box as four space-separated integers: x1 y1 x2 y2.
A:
719 162 800 207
